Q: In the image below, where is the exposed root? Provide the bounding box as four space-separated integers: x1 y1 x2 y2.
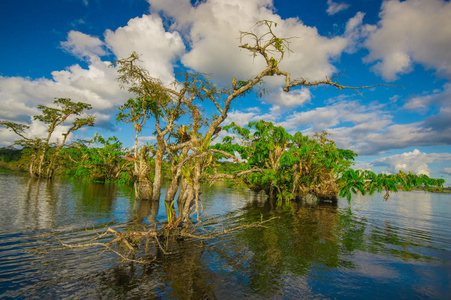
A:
45 216 279 265
52 227 157 264
179 216 279 240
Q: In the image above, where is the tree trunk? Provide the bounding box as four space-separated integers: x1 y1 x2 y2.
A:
37 148 46 177
29 150 37 177
135 146 152 200
176 179 189 214
179 160 203 224
164 146 189 205
151 146 164 201
164 174 182 206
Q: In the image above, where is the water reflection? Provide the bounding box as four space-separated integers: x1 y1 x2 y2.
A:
71 181 117 216
18 177 61 230
131 199 160 225
0 173 450 299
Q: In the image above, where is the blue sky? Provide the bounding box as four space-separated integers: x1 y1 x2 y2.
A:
1 0 451 185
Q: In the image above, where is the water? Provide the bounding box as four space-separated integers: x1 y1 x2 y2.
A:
0 172 450 299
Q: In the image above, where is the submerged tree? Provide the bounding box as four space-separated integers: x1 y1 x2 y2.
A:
116 96 157 199
111 20 405 226
61 134 131 183
114 54 184 201
214 120 445 205
0 98 94 178
49 20 446 264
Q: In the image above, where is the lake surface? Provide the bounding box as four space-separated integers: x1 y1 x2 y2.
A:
0 172 450 299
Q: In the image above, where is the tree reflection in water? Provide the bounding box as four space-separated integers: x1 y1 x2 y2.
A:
89 190 445 299
2 175 447 299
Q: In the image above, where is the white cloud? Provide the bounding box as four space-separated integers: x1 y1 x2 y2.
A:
0 62 128 146
279 100 391 134
273 97 446 156
327 0 350 16
443 167 451 175
343 12 375 54
364 0 451 81
270 81 451 156
352 160 372 171
104 14 185 84
138 135 157 147
0 12 189 146
270 87 311 108
397 84 451 148
0 58 129 114
148 0 349 92
0 118 79 147
225 109 275 127
372 149 451 176
0 0 364 149
403 83 451 112
61 31 106 60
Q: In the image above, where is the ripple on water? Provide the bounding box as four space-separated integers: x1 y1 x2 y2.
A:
1 174 451 299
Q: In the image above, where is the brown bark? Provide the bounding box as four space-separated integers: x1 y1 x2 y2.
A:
135 146 152 200
151 137 165 201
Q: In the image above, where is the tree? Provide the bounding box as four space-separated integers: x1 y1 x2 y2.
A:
213 120 445 204
213 121 358 204
52 20 446 263
112 20 395 226
114 53 184 201
0 98 95 177
116 97 158 199
61 134 131 183
337 169 445 202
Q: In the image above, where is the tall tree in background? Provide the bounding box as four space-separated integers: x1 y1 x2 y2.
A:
0 98 94 178
116 97 156 199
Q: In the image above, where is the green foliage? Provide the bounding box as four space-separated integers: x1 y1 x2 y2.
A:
34 98 94 137
116 96 160 130
61 135 131 183
338 169 446 203
0 147 22 162
216 121 355 202
0 98 94 178
215 120 445 204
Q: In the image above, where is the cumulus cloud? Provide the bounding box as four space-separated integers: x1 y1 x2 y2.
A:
138 135 157 147
104 14 185 84
398 84 451 148
327 0 350 16
343 12 375 54
403 83 451 112
148 0 349 90
271 87 311 108
1 0 370 148
60 31 107 60
0 13 187 146
364 0 451 81
0 60 125 146
271 92 451 156
0 118 80 147
0 58 129 114
279 100 391 133
225 108 275 127
442 167 451 175
371 149 451 176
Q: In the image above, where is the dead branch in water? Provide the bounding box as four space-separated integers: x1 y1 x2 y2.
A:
44 216 280 264
180 216 279 240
